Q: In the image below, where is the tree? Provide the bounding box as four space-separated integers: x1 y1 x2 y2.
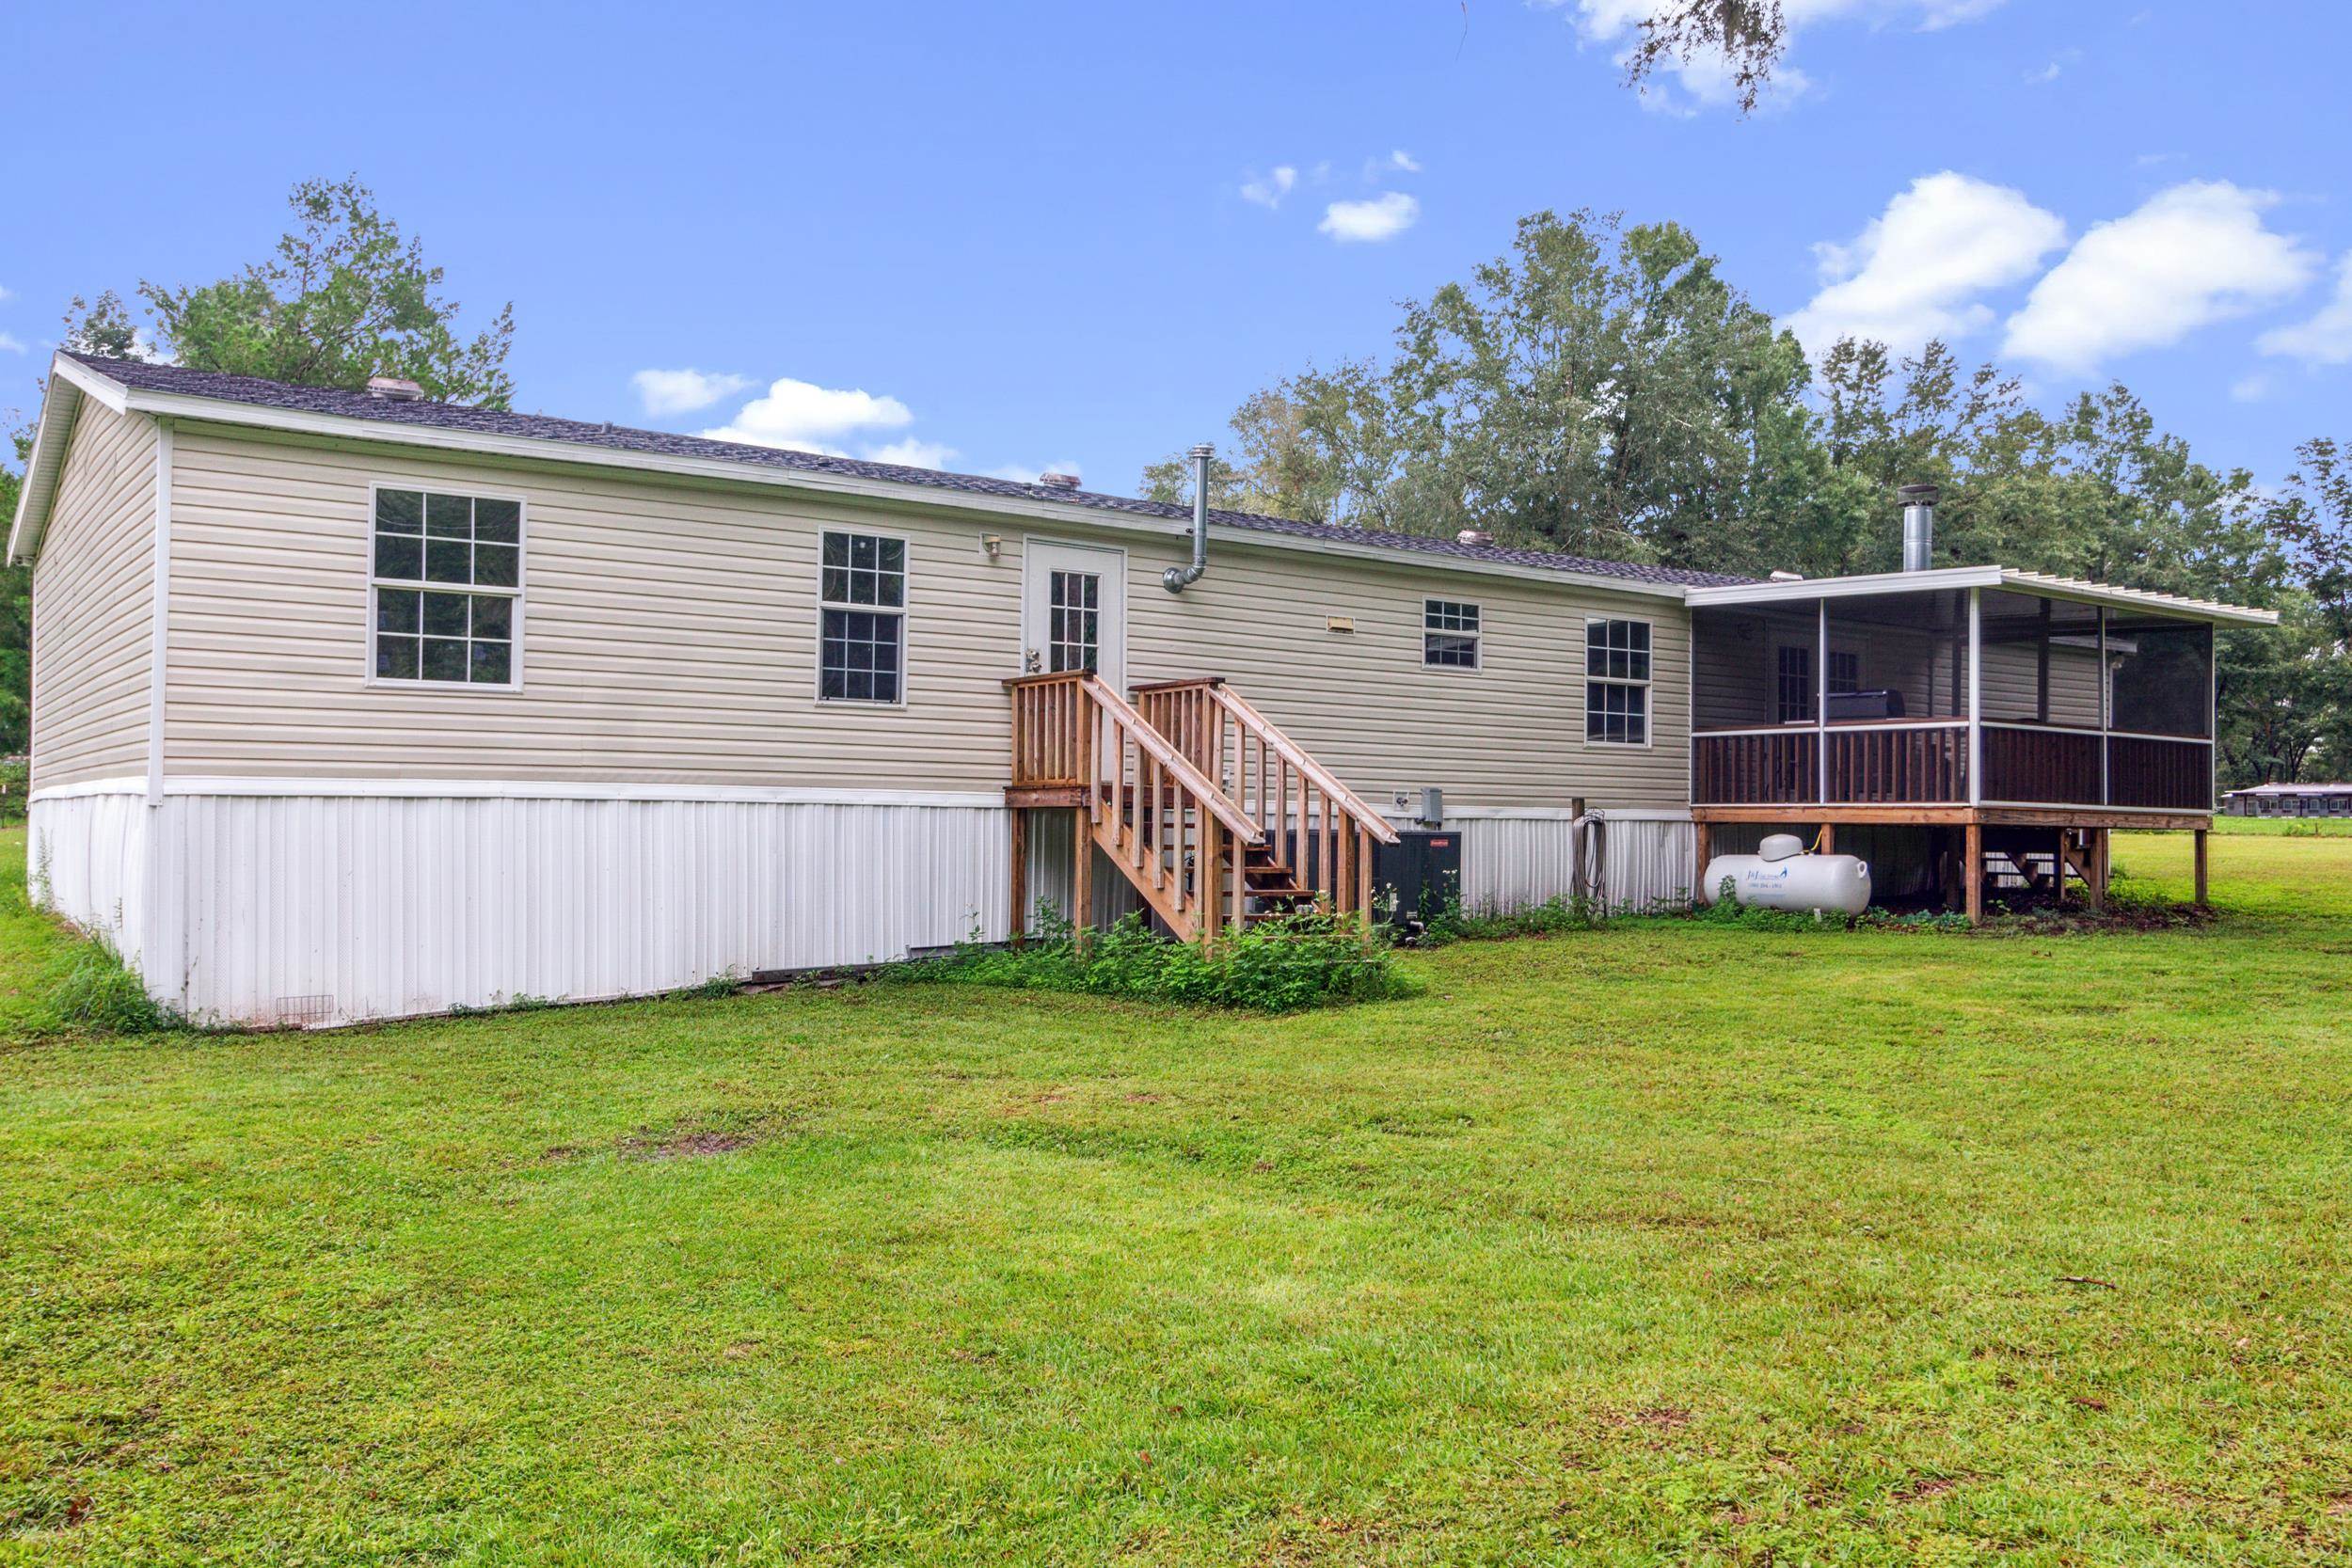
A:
1140 370 1395 524
1146 211 1812 571
135 176 516 407
1622 2 1790 115
5 177 520 756
0 433 30 757
2270 437 2352 645
59 291 146 359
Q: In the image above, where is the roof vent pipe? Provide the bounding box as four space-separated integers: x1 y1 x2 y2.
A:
1163 442 1214 594
1899 483 1939 572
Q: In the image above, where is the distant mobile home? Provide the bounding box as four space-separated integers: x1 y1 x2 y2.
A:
8 354 2276 1025
2224 783 2352 817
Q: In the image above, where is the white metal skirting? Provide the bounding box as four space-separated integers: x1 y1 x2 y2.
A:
24 789 1699 1027
139 794 1013 1026
1021 808 1145 934
1451 812 1694 916
25 788 151 967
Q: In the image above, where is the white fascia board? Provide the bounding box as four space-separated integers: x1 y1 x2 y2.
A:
1683 566 2002 610
1996 569 2279 627
1684 562 2276 626
51 354 132 413
6 356 129 563
133 388 1692 602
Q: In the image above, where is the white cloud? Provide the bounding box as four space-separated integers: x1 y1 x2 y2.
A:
1319 192 1420 244
701 376 915 451
1562 0 2004 112
2002 182 2320 372
0 282 11 301
2230 372 2274 403
863 437 957 470
985 460 1086 483
0 332 23 355
632 368 753 416
1375 149 1421 176
1788 172 2066 355
2258 252 2352 365
2024 47 2079 86
1240 166 1297 210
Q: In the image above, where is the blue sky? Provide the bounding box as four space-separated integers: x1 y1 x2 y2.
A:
6 1 2349 501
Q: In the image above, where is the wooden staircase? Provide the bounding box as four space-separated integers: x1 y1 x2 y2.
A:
1004 673 1401 950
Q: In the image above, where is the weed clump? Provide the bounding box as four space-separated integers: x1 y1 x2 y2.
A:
898 906 1417 1013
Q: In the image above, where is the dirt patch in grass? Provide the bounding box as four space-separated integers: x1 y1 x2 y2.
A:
616 1110 788 1161
1889 1474 1969 1504
1609 1405 1693 1433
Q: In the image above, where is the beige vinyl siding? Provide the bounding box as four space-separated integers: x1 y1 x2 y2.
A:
167 428 1021 786
165 423 1692 809
1124 543 1689 809
30 402 156 788
1979 639 2104 727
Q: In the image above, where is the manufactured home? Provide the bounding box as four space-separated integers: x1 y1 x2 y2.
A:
2224 783 2352 817
9 354 2277 1025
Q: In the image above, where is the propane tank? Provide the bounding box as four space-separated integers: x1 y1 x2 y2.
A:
1698 832 1872 916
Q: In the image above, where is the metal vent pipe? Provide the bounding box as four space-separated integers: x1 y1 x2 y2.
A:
1163 443 1214 594
1899 482 1939 572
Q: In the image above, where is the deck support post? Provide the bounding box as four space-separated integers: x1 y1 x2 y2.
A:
1818 823 1835 857
2193 827 2210 909
1963 819 1984 926
1009 807 1028 946
1072 805 1093 953
2089 828 2109 911
1692 820 1711 896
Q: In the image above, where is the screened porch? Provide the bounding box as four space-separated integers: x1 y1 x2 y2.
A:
1685 571 2235 816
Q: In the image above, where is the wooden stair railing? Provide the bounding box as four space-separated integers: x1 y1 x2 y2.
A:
1005 672 1266 950
1133 676 1402 932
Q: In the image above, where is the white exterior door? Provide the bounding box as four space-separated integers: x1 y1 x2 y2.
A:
1022 539 1126 696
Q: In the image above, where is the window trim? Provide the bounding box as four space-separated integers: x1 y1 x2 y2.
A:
813 526 911 708
1422 596 1484 672
362 479 527 693
1583 614 1654 750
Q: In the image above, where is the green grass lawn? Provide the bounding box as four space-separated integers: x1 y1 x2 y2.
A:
3 827 2349 1565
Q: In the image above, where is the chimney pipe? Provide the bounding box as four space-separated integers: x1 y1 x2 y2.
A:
1899 483 1939 572
1162 443 1214 594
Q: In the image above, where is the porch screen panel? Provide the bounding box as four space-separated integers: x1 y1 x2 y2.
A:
1976 588 2102 727
1822 589 1972 722
2107 616 2213 738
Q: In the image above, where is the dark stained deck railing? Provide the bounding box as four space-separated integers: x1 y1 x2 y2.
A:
1691 728 1819 806
1692 721 2212 812
1981 725 2101 805
2104 735 2214 811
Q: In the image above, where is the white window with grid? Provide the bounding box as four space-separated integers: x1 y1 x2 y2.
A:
818 530 907 704
370 485 522 687
1423 599 1481 668
1585 617 1651 746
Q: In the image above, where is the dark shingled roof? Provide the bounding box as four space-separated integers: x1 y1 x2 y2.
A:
68 353 1750 590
